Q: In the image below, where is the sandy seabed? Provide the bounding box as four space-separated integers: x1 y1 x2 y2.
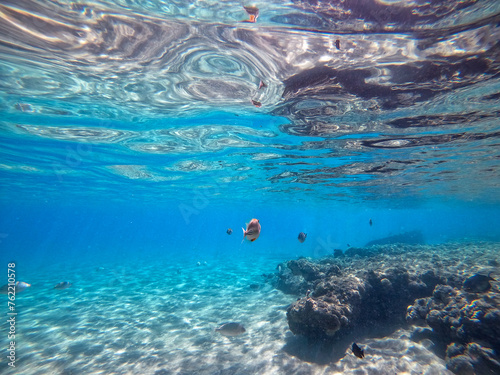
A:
4 241 497 374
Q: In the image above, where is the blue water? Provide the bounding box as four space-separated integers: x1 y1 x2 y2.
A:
1 0 500 374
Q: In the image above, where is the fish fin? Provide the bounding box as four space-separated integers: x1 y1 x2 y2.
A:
251 238 256 242
241 228 246 244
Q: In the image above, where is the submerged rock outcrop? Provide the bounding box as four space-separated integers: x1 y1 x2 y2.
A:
407 284 500 374
271 242 499 374
364 230 425 247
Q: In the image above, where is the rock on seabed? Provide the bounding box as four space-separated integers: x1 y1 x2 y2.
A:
270 242 500 375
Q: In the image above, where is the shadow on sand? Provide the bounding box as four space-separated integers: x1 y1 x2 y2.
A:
282 322 406 365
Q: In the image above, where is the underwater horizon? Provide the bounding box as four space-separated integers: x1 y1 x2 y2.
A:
1 0 500 374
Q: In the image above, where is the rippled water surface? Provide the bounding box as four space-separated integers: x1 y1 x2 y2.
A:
1 0 499 205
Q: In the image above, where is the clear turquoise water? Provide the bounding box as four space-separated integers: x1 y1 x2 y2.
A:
1 0 500 374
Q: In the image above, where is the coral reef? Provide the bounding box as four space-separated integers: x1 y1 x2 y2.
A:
407 284 500 374
271 242 499 374
364 230 425 247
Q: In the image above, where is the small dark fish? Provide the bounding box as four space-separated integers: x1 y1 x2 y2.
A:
251 99 261 107
54 281 71 290
335 39 340 50
215 322 246 336
463 273 495 293
347 244 351 247
242 6 259 23
298 232 307 243
352 343 364 359
369 219 372 226
249 283 260 290
227 228 233 235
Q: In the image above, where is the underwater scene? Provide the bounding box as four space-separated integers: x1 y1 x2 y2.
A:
1 0 500 374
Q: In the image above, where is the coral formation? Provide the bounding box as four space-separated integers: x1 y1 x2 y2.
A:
271 242 499 374
364 230 425 247
407 284 500 374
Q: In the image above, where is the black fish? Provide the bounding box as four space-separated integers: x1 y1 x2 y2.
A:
369 219 372 226
335 39 340 50
463 273 495 293
352 343 364 359
298 232 307 243
227 228 233 235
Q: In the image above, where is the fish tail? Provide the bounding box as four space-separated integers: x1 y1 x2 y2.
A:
241 228 246 244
